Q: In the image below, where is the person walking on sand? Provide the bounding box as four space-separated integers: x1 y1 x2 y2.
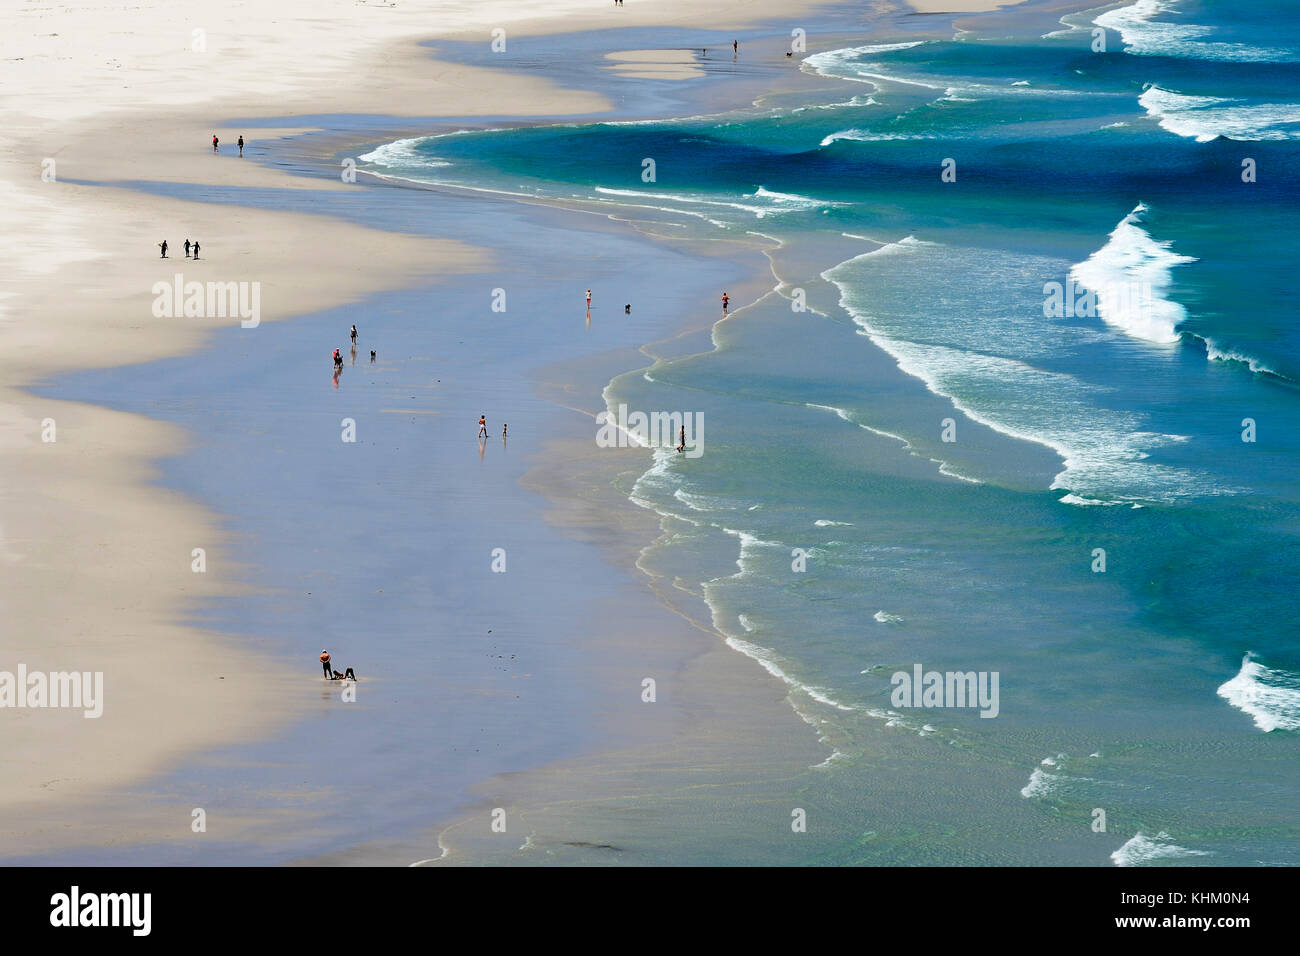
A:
350 324 358 347
212 134 219 153
238 135 245 157
586 289 592 308
502 423 508 439
478 415 488 439
320 649 332 678
192 240 200 260
183 239 191 259
677 424 686 453
158 239 168 258
733 39 738 56
722 291 729 311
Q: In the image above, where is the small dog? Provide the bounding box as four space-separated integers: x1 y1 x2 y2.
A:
369 350 376 362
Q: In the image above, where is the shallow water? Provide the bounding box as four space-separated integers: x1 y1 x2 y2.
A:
31 180 749 864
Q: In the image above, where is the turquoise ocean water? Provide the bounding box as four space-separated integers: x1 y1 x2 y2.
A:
360 1 1300 864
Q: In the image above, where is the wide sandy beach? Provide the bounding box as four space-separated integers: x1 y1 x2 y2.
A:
0 0 1028 860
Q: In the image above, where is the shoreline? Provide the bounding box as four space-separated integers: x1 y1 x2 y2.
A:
0 0 1047 860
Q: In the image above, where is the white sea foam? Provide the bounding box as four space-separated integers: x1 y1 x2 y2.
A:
803 41 944 92
1020 767 1060 798
594 197 730 229
360 128 505 166
1058 493 1124 507
593 185 838 222
852 333 1185 499
627 445 690 518
718 526 784 579
1070 207 1279 376
593 187 761 224
869 235 938 251
802 400 979 485
1042 15 1091 40
752 186 814 203
937 461 982 485
1069 203 1195 344
873 611 903 624
823 238 1228 503
820 129 935 146
813 748 849 769
673 488 743 512
672 488 710 511
791 94 879 113
807 42 1093 103
1217 652 1300 732
359 136 431 166
814 519 853 527
864 706 935 737
1111 831 1212 866
801 41 927 85
1096 0 1291 62
725 636 855 711
1020 755 1098 799
1202 338 1278 376
746 186 845 213
1138 85 1300 142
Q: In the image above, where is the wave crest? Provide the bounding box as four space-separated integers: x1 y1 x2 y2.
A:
1217 652 1300 732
